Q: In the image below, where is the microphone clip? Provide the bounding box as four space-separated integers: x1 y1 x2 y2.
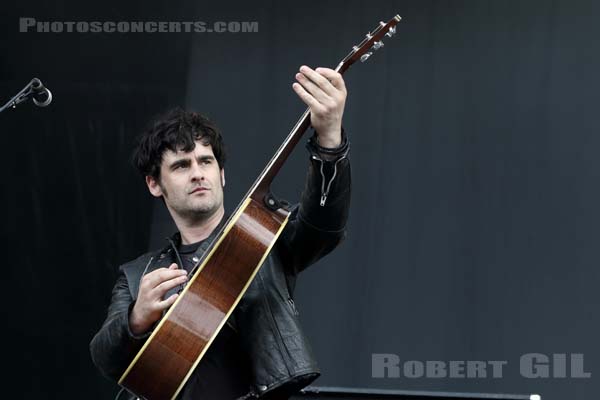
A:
0 77 53 114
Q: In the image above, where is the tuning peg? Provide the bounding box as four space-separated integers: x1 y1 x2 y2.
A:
360 51 373 62
385 26 396 38
372 41 384 51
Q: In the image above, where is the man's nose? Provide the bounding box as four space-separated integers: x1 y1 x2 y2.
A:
189 161 205 181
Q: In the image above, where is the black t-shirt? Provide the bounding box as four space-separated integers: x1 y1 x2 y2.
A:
176 240 253 400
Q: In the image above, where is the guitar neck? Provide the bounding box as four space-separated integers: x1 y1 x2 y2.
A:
249 62 347 203
247 13 401 203
249 107 311 202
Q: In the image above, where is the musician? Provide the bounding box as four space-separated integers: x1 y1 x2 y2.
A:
90 66 351 400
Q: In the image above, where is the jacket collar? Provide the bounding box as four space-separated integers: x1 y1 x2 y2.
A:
158 213 231 268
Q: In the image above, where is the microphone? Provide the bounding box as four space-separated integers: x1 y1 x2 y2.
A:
0 77 53 113
30 78 52 107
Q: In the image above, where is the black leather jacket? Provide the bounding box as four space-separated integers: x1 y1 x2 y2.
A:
90 133 351 399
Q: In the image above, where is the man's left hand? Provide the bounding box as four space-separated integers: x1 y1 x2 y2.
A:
293 65 347 148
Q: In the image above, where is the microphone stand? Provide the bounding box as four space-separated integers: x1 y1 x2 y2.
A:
0 78 52 113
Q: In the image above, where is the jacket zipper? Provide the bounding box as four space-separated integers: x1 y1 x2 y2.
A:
312 152 348 207
287 298 299 316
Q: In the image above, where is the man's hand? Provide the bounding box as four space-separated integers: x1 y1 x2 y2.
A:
129 263 188 336
293 65 347 148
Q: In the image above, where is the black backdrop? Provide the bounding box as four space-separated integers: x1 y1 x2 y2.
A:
1 1 599 399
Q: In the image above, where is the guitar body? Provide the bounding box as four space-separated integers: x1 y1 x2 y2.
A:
119 197 290 399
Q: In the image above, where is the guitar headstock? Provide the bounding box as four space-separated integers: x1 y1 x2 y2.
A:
336 15 402 74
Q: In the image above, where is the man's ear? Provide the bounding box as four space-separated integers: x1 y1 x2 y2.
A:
220 169 226 187
145 175 163 198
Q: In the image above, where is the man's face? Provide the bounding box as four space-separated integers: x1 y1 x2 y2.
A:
146 140 225 222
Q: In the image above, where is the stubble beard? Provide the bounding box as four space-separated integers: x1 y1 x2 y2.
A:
159 179 224 225
170 189 224 225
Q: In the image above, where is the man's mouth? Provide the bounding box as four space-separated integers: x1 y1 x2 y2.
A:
190 187 209 194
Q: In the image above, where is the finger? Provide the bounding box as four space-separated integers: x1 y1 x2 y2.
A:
299 65 337 96
292 82 326 113
157 293 179 310
315 67 346 92
143 265 187 289
154 273 189 295
295 72 330 103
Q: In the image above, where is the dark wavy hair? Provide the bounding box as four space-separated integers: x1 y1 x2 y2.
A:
132 107 226 180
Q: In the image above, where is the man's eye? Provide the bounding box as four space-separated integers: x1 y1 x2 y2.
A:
202 159 212 165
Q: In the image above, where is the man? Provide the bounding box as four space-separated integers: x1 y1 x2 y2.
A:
90 66 351 399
